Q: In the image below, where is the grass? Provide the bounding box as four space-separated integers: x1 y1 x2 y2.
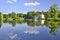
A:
47 18 60 21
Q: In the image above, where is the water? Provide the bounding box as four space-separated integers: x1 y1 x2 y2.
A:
0 20 60 40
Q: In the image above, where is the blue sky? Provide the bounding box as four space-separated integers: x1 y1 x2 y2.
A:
0 0 60 14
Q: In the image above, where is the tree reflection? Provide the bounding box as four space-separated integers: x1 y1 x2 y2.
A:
27 20 45 27
0 13 3 28
27 21 36 27
3 20 24 27
0 20 44 27
0 19 60 36
45 21 60 36
0 20 3 28
11 20 17 27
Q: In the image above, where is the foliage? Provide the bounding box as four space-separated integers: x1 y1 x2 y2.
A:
49 4 59 18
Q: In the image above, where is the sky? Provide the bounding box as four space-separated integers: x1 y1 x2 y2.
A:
0 0 60 14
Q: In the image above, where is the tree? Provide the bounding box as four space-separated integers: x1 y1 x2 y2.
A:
35 12 40 17
0 12 3 27
11 12 17 20
43 11 50 19
0 12 3 21
3 14 9 19
27 11 36 19
17 13 24 18
49 4 58 18
58 10 60 18
8 13 12 18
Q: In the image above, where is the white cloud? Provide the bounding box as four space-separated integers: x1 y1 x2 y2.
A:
24 2 40 7
7 0 17 4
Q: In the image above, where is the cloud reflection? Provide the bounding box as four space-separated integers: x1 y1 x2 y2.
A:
24 30 40 34
8 32 20 40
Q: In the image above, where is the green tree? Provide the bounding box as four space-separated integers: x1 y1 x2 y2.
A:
0 12 3 27
8 13 12 18
35 12 40 17
17 13 24 18
43 11 50 19
49 4 58 18
0 12 3 21
58 10 60 18
3 14 9 20
11 12 17 20
27 11 36 19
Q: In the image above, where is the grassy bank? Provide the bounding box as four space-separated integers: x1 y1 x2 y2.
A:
47 18 60 21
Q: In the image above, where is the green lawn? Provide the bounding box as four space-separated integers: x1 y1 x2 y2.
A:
47 18 60 21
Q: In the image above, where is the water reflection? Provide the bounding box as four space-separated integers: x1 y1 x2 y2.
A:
0 20 60 36
41 20 45 25
24 30 40 34
0 20 3 28
45 21 60 35
8 32 20 40
27 20 45 26
8 33 17 39
0 20 60 40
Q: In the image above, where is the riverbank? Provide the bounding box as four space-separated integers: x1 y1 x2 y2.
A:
47 18 60 21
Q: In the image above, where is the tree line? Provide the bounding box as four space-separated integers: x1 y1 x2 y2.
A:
0 4 60 22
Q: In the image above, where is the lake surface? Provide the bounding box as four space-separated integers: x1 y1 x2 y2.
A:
0 20 60 40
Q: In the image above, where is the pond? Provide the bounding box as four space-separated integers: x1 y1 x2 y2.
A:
0 20 60 40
